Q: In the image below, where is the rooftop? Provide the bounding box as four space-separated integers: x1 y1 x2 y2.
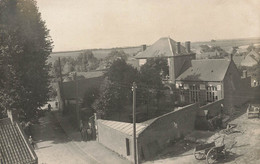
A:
176 59 231 81
135 37 192 59
98 119 148 136
0 118 37 164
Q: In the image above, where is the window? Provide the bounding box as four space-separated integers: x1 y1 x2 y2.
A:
126 138 130 156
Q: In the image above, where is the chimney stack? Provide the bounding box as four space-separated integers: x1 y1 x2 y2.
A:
7 109 13 123
142 44 147 51
176 42 181 54
185 41 191 53
230 53 233 61
242 70 247 78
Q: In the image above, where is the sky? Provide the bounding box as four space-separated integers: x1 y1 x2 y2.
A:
36 0 260 52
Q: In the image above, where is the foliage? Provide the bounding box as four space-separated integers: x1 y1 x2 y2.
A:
51 50 99 79
139 57 170 109
93 59 138 117
76 50 99 72
140 57 169 85
82 87 99 109
0 0 52 120
104 50 129 68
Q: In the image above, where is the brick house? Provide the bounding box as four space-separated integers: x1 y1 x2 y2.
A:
175 56 251 113
135 37 196 83
135 37 252 113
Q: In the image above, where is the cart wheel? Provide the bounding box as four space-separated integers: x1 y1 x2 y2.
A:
193 149 205 160
206 147 217 164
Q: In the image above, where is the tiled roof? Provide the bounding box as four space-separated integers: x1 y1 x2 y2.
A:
233 56 244 66
98 120 148 136
135 37 191 59
176 59 231 82
0 118 37 164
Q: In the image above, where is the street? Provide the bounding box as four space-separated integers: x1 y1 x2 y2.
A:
33 112 99 164
32 105 130 164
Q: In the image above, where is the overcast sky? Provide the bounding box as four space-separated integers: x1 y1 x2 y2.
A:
36 0 260 52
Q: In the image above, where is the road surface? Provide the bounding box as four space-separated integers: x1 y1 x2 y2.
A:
33 112 100 164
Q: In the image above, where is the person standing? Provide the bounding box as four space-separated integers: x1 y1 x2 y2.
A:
79 120 84 140
29 136 36 149
48 103 51 112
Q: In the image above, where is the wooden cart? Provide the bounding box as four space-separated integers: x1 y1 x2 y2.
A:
247 104 260 119
193 142 215 160
194 136 237 164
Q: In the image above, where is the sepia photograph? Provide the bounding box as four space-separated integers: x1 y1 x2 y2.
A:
0 0 260 164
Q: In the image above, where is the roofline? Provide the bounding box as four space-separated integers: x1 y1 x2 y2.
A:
138 103 198 137
97 119 144 138
168 37 174 56
175 80 223 83
16 123 38 162
222 59 235 81
135 53 195 59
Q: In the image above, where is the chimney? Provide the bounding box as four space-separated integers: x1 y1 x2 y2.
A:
7 109 13 123
142 45 147 51
185 41 191 53
230 53 233 61
242 70 247 78
176 42 181 54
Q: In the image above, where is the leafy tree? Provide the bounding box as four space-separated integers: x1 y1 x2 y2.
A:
105 50 129 67
76 50 99 72
82 87 99 109
0 0 52 120
139 57 170 110
93 59 138 118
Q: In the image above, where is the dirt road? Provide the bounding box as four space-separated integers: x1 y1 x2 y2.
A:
33 112 100 164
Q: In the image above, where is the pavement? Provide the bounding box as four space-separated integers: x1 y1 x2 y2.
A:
33 105 130 164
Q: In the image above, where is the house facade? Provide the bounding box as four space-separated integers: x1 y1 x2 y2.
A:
175 57 251 113
135 37 196 83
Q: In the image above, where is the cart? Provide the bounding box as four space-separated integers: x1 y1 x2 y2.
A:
193 136 237 164
193 142 215 160
247 104 260 119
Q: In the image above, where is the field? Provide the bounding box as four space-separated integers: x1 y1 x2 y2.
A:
49 37 260 64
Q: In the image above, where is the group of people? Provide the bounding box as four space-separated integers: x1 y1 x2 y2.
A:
79 120 93 141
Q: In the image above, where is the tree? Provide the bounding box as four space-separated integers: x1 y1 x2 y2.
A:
139 57 170 111
93 59 138 118
76 50 99 72
105 50 129 67
0 0 53 120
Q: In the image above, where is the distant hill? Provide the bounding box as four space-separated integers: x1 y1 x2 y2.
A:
49 46 143 64
191 37 260 52
49 37 260 64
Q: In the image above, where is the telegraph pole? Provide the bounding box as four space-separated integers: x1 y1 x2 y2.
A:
132 82 137 164
75 72 80 130
58 57 64 111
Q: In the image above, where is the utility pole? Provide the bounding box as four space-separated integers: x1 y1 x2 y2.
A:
132 82 137 164
58 57 64 111
75 72 80 130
